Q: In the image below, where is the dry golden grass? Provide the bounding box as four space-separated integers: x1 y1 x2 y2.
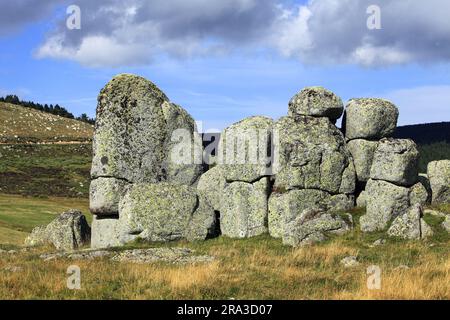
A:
0 235 448 300
0 197 449 300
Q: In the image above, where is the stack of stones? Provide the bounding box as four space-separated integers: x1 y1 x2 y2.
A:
199 87 356 246
84 74 448 250
343 99 432 237
89 74 216 248
268 88 356 246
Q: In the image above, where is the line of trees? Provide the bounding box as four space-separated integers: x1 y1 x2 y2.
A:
0 94 95 125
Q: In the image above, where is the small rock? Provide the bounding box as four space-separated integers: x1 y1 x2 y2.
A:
25 210 91 251
394 265 410 271
442 216 450 233
3 266 23 273
371 239 386 247
340 256 360 268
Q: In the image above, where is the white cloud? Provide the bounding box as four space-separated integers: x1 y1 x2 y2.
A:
272 0 450 67
4 0 450 67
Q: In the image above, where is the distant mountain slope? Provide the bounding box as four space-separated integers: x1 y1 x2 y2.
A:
395 122 450 144
0 102 93 143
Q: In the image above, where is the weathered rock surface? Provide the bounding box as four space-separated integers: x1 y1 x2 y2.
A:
161 101 203 186
40 248 214 265
409 181 430 206
90 74 203 216
91 74 168 183
418 173 432 204
387 205 433 240
25 210 91 251
196 166 227 212
282 209 352 247
111 248 214 265
360 179 411 232
268 189 354 239
340 256 360 268
89 177 129 215
221 178 269 238
370 138 419 187
91 215 133 249
273 116 356 194
217 116 273 182
288 87 344 121
346 139 378 182
40 250 113 261
427 160 450 204
119 183 216 243
343 98 399 140
356 190 367 207
442 215 450 233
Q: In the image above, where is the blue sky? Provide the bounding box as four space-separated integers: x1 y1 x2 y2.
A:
1 0 449 131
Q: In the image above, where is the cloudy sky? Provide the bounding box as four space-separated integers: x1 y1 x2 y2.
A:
1 0 449 130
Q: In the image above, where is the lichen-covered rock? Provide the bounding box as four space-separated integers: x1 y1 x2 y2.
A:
356 190 367 207
25 210 91 251
196 166 227 212
288 87 344 121
90 74 203 216
343 98 399 140
221 178 269 238
282 209 351 247
268 189 353 238
273 116 355 194
89 177 129 215
360 179 410 232
161 101 203 186
418 173 432 204
346 139 378 182
91 74 168 183
217 116 273 182
409 181 430 206
91 215 133 249
427 160 450 204
119 183 216 242
387 205 433 240
442 215 450 233
370 138 419 186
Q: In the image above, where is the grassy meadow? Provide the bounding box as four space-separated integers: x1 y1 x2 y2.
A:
0 197 449 300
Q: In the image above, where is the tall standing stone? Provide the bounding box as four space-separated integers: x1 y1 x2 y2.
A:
90 74 203 217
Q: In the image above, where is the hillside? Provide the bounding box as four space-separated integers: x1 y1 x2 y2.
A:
0 102 93 143
395 122 450 144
